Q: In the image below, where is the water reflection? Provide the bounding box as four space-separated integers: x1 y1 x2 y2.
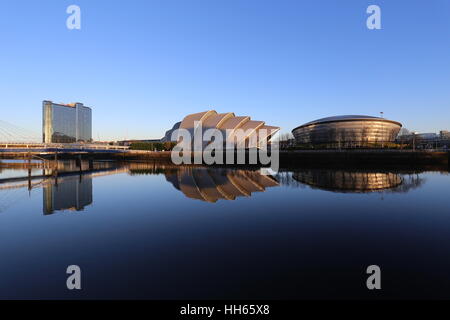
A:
165 167 279 202
1 160 449 300
293 170 402 193
276 169 426 193
0 160 125 214
43 175 93 214
0 160 440 214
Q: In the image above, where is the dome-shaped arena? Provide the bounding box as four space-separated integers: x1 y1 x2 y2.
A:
292 115 402 147
163 110 280 148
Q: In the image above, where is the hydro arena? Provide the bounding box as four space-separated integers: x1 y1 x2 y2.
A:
292 115 402 148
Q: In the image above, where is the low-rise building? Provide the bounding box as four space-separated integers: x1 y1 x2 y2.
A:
440 130 450 140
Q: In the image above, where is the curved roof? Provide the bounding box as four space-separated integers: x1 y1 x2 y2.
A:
255 125 281 146
169 110 280 145
293 115 402 131
202 112 235 129
179 110 217 132
220 116 250 131
161 121 181 142
228 120 264 144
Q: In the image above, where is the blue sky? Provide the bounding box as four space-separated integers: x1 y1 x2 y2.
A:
1 0 449 140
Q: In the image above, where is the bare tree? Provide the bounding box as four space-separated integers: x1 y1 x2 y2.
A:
398 128 411 136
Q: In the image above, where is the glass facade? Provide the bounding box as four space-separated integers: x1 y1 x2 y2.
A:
292 115 402 147
42 101 92 143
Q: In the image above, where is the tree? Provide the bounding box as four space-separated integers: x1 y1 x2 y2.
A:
398 128 411 137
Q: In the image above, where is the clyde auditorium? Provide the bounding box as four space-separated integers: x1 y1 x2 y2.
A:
292 115 402 147
162 110 280 148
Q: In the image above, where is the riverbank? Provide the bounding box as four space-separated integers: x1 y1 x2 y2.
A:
279 150 449 167
1 149 449 168
115 149 449 168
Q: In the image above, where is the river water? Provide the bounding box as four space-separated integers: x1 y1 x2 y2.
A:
0 160 449 299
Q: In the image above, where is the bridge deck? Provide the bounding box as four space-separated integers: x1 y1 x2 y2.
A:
0 143 129 154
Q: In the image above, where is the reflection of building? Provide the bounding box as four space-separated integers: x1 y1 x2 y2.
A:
292 169 402 193
165 167 279 202
43 175 93 214
162 110 280 148
42 100 92 143
292 115 402 147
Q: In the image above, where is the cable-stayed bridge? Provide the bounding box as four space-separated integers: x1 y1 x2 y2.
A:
0 119 129 155
0 120 41 143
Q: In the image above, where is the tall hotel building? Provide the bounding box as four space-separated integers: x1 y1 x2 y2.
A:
42 101 92 143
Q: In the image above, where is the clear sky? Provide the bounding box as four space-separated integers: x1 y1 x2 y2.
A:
1 0 449 140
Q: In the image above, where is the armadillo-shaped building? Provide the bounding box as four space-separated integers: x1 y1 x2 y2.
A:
162 110 280 148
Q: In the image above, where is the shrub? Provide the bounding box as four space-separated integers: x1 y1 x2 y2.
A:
129 142 176 151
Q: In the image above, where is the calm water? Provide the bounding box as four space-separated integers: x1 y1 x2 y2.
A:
0 161 449 299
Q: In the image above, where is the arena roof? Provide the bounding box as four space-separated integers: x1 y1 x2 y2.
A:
293 115 402 132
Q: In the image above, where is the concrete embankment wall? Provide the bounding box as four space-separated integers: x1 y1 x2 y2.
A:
110 151 173 160
110 150 449 172
2 150 449 170
280 150 449 167
118 150 449 167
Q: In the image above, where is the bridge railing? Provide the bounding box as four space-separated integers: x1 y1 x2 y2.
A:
0 143 130 151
